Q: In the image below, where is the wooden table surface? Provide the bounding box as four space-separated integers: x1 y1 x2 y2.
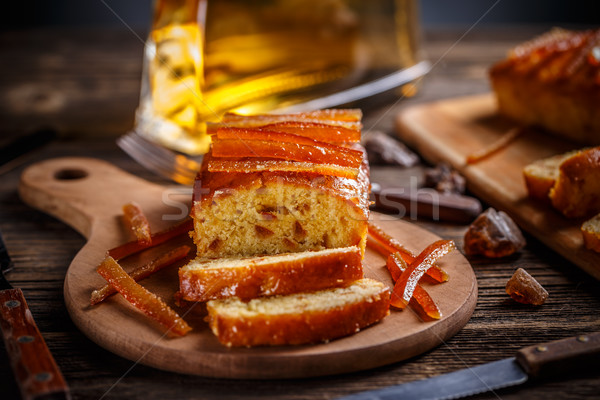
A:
1 26 599 400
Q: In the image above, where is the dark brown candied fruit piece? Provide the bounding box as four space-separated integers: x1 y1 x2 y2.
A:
294 221 307 239
464 208 526 258
424 162 466 194
506 268 548 305
208 238 222 251
364 131 419 167
255 225 274 238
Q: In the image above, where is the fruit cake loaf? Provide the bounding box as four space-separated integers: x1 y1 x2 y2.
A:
490 28 600 145
191 110 370 258
179 246 363 302
206 278 390 347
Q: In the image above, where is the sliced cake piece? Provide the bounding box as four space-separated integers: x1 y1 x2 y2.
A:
549 147 600 218
523 150 579 201
179 246 363 302
581 214 600 253
206 278 390 347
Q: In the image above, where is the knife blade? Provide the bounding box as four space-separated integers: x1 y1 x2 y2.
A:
0 230 71 400
339 333 600 400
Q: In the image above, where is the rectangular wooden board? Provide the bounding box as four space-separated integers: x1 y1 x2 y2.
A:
396 93 600 280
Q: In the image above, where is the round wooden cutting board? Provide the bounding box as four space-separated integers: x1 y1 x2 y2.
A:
19 157 478 379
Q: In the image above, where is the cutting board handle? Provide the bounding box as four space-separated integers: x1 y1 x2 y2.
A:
18 157 169 239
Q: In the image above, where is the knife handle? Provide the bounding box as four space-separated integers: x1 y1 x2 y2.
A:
0 288 71 400
516 332 600 378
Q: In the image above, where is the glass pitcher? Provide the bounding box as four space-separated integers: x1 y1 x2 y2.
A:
135 0 425 155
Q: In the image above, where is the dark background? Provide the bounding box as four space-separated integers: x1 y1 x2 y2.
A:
1 0 599 31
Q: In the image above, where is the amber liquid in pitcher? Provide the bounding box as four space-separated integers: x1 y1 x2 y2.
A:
136 0 420 154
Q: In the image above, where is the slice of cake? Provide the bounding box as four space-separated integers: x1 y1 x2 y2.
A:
490 28 600 145
581 214 600 253
191 110 370 258
179 246 363 302
523 150 579 201
206 278 390 347
549 147 600 218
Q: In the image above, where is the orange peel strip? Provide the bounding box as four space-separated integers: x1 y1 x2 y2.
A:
211 138 363 169
293 109 363 122
260 121 360 143
122 202 152 246
221 109 362 123
108 218 193 261
207 157 358 179
367 221 449 283
209 121 360 143
409 286 442 320
96 256 191 337
214 127 339 147
91 245 192 305
391 240 455 309
387 252 442 320
208 118 361 133
465 127 522 165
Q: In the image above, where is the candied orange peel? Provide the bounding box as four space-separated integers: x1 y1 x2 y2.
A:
108 217 193 261
409 285 442 320
96 256 191 337
122 202 152 246
367 222 451 321
390 240 455 309
259 121 360 143
206 109 365 178
387 251 443 320
207 157 359 178
213 127 328 145
91 245 191 305
367 221 449 283
211 121 360 143
207 110 363 136
211 138 363 169
221 108 362 123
